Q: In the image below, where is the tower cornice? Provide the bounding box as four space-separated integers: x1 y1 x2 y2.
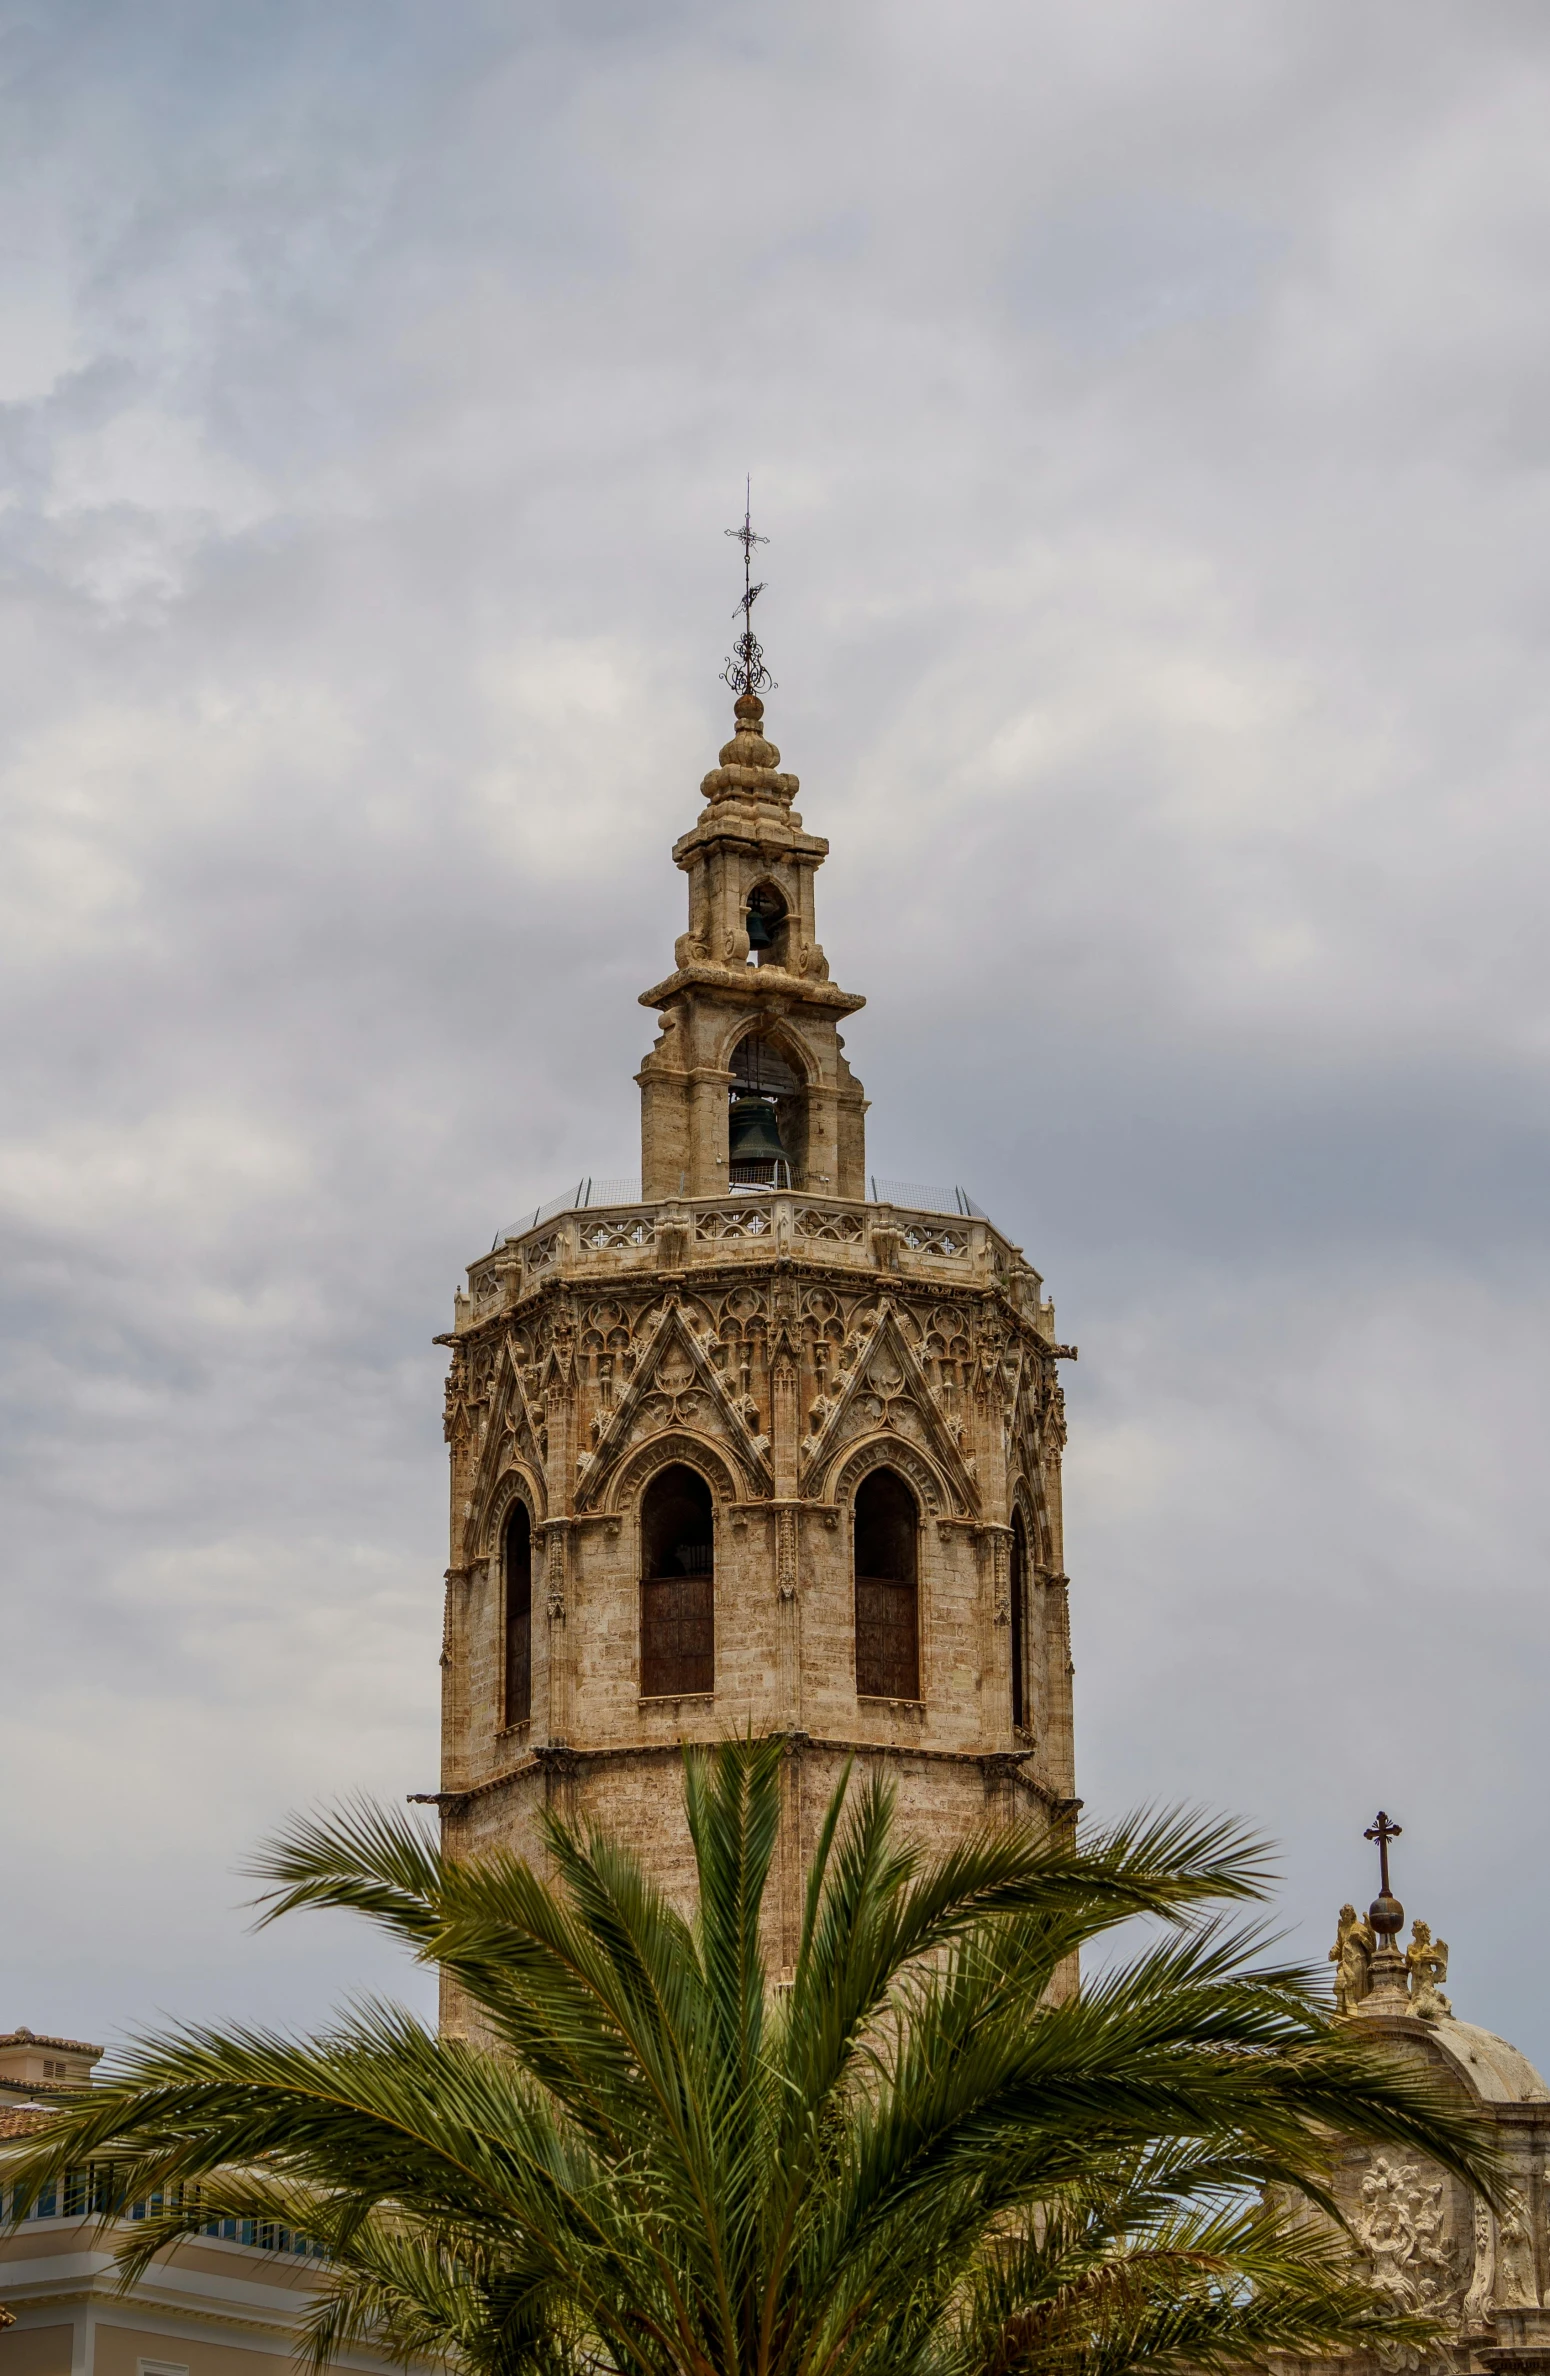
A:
638 962 866 1016
672 812 828 866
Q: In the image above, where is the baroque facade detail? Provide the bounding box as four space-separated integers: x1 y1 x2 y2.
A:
1295 1854 1550 2376
434 675 1078 1979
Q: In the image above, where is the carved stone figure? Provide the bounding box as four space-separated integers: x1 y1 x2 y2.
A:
1354 2161 1418 2307
1331 1903 1375 2013
1406 1921 1452 2021
1463 2193 1496 2325
1496 2187 1538 2308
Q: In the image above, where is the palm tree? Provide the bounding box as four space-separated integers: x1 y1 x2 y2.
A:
4 1739 1499 2376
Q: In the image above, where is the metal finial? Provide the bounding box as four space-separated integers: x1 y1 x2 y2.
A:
1364 1809 1405 1941
1364 1809 1402 1894
722 478 775 696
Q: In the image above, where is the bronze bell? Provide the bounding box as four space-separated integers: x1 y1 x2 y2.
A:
727 1093 789 1166
745 898 775 950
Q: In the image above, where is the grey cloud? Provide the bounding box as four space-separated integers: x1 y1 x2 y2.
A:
3 0 1550 2059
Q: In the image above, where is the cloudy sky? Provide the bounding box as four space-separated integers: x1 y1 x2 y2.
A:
4 0 1550 2060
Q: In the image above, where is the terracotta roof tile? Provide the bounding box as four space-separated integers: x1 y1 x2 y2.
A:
0 2106 53 2139
0 2031 102 2056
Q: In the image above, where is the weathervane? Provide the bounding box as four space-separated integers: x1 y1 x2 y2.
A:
723 479 775 696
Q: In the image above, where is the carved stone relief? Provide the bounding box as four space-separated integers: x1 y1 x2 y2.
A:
1348 2156 1461 2319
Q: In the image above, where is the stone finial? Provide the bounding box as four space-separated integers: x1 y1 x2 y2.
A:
1338 1811 1456 2022
1360 1808 1412 2007
700 692 800 806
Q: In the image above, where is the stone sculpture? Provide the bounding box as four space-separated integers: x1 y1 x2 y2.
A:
1496 2188 1539 2310
1405 1920 1452 2022
1331 1902 1375 2013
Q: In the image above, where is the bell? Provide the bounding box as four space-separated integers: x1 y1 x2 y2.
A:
745 900 775 950
727 1093 790 1167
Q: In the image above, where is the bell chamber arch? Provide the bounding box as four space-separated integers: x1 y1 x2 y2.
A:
639 1461 715 1698
727 1027 808 1189
853 1466 920 1701
743 879 791 967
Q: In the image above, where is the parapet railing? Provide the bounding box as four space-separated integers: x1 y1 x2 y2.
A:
463 1186 1049 1331
493 1175 985 1250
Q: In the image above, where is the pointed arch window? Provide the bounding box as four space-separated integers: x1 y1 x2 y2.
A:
640 1464 715 1697
1010 1508 1028 1732
504 1500 532 1728
854 1468 919 1700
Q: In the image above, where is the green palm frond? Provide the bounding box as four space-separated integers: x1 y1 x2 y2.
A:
248 1798 446 1947
944 2192 1451 2376
3 1738 1504 2376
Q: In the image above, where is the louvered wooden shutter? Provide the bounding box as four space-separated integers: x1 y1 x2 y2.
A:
639 1465 715 1697
640 1573 715 1697
855 1574 919 1699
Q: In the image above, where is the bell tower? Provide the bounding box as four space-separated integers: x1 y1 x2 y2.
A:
434 511 1078 1974
637 684 867 1201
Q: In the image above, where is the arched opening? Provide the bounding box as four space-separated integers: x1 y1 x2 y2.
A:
728 1029 806 1189
504 1500 532 1728
1010 1508 1028 1731
640 1463 715 1697
854 1467 919 1700
744 880 790 968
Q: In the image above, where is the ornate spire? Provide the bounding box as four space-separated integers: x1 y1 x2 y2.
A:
723 480 774 698
701 488 797 807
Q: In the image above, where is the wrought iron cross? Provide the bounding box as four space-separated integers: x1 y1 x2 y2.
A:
1364 1809 1402 1897
723 478 775 696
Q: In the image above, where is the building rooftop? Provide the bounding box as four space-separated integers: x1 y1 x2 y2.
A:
0 2029 102 2055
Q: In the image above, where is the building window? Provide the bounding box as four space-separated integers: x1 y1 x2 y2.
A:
504 1501 532 1728
854 1468 920 1700
1010 1509 1028 1731
640 1464 714 1697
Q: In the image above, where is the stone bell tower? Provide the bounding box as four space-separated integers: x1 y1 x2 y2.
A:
434 522 1077 1964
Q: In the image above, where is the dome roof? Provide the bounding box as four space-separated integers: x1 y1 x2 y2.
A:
1427 2017 1550 2103
1357 2006 1550 2104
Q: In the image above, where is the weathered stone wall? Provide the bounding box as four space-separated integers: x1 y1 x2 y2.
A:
437 1208 1077 1995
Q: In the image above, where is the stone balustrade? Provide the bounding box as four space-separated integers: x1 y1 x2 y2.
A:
456 1191 1054 1336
